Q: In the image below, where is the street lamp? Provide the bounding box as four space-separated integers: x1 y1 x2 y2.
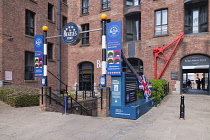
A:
42 26 48 86
100 14 108 87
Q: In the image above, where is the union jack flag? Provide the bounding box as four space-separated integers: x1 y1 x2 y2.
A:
143 81 152 98
138 75 152 98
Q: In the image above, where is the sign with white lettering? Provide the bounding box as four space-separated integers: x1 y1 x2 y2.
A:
62 22 82 45
34 35 44 77
106 21 122 76
181 55 210 66
171 71 178 80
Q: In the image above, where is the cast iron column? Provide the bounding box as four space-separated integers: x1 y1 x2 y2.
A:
42 26 48 86
100 14 108 87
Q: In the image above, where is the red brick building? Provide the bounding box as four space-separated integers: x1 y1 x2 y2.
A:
67 0 210 94
0 0 209 94
0 0 68 92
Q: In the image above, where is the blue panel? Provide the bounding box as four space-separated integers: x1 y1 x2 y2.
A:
110 98 154 120
106 21 122 76
34 35 44 77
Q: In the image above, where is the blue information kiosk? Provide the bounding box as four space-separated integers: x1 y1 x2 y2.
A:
110 73 154 120
106 21 154 120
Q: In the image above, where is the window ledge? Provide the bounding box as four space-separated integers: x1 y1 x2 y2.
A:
80 44 90 47
24 80 38 83
125 5 141 9
184 32 209 36
25 34 34 39
29 0 37 4
80 13 89 17
48 59 56 62
153 34 169 38
101 8 111 12
124 40 141 43
48 19 55 24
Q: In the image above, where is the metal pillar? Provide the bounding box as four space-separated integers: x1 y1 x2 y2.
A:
101 14 107 87
57 0 61 95
42 27 48 86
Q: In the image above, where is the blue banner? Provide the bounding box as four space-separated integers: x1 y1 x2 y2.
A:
34 35 44 77
106 21 122 76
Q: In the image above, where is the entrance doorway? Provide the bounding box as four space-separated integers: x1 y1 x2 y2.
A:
181 55 210 95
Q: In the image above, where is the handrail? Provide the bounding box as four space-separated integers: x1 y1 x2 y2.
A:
48 70 68 87
47 70 94 116
121 50 142 83
68 95 92 116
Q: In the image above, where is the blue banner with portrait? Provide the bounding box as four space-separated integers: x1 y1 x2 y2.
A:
34 35 44 77
106 21 122 76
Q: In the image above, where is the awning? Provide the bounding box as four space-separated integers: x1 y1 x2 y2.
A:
184 0 192 3
124 10 141 17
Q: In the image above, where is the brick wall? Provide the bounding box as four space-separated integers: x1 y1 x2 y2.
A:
40 86 100 117
1 0 209 94
0 0 68 91
67 0 210 93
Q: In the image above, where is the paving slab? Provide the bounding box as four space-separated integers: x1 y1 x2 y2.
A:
0 94 210 140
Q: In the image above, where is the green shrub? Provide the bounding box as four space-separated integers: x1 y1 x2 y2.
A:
136 88 144 98
136 79 168 106
148 79 168 105
0 85 39 107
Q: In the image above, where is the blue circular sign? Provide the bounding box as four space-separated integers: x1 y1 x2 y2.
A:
62 22 82 45
35 37 42 48
108 25 120 38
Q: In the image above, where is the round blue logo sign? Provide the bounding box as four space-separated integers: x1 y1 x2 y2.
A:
62 22 82 45
35 37 42 47
108 25 120 38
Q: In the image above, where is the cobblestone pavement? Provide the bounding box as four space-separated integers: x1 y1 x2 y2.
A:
0 94 210 140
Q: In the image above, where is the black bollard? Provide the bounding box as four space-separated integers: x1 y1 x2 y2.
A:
180 95 185 119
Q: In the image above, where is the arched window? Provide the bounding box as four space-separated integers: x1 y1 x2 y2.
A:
78 62 94 90
122 58 143 75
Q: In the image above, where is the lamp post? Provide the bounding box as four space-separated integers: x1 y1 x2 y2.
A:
100 14 108 87
42 26 48 86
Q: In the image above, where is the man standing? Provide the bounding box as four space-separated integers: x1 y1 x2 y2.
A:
197 78 201 90
201 77 205 90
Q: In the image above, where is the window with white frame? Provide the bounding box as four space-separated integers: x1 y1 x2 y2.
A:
155 9 168 35
126 0 140 8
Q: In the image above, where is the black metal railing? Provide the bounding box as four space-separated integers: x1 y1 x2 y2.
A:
153 82 169 107
47 70 97 116
68 95 92 116
40 86 63 107
163 82 170 97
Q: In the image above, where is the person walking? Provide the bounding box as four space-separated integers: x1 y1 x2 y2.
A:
187 79 192 89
